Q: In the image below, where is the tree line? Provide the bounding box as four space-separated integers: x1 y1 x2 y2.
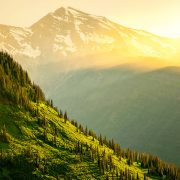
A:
0 51 179 179
58 108 179 180
0 51 45 108
37 103 179 180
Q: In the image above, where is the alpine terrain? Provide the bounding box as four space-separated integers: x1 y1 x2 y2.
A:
1 52 180 179
0 7 180 166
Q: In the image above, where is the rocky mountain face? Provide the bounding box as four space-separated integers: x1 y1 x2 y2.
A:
0 7 178 68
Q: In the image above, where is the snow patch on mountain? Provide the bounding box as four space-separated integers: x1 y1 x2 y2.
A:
53 34 76 54
74 20 86 41
0 32 6 39
84 33 115 44
8 27 41 58
0 43 15 53
10 28 32 42
53 43 63 52
19 43 41 58
52 14 69 22
0 40 41 58
10 29 26 42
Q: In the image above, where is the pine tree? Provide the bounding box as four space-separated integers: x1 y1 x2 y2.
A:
64 111 68 123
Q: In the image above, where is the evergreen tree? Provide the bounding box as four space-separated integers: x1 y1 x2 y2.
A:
64 111 68 123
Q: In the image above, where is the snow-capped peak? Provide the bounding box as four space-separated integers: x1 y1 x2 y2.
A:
53 6 90 16
0 6 178 66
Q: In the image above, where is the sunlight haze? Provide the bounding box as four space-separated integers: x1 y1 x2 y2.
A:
0 0 180 38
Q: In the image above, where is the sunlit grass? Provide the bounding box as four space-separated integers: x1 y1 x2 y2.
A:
0 102 149 179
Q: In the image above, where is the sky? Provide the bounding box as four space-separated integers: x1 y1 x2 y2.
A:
0 0 180 38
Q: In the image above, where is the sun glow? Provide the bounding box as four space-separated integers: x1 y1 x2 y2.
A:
149 24 180 38
0 0 180 39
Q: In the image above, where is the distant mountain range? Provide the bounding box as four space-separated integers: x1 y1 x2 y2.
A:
0 7 180 165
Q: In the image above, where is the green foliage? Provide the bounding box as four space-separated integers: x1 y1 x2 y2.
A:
48 66 180 165
0 51 45 106
0 103 139 179
0 102 179 179
0 52 179 179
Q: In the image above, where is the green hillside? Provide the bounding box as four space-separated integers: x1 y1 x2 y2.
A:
0 52 179 179
43 65 180 165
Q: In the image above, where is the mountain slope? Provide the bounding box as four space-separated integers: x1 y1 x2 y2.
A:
0 53 179 179
0 52 154 179
0 7 178 68
0 6 180 168
30 7 176 59
46 65 180 165
0 52 45 105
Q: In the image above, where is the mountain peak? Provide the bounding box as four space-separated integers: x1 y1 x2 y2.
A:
53 7 68 16
67 6 91 15
53 6 91 17
0 6 178 63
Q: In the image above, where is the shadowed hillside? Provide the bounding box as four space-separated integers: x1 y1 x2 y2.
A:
44 65 180 165
0 52 179 179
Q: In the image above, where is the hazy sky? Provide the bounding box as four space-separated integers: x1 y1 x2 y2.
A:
0 0 180 38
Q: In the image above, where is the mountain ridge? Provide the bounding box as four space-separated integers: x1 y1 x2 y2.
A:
0 6 178 69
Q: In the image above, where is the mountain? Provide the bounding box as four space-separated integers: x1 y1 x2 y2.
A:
48 65 180 165
1 52 180 179
0 7 180 166
0 7 179 67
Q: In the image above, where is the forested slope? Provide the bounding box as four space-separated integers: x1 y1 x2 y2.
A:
0 52 179 179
